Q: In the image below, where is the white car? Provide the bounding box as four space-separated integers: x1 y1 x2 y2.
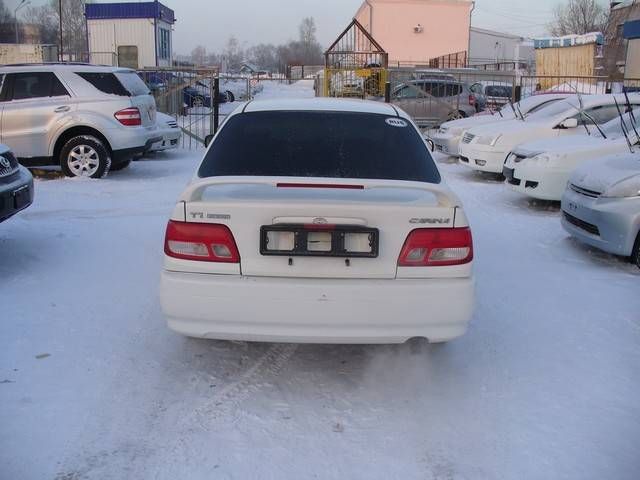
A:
149 112 181 152
428 93 570 156
458 94 640 174
160 98 475 344
504 112 639 201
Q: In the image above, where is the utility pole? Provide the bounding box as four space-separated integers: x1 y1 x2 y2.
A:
58 0 63 61
14 0 30 44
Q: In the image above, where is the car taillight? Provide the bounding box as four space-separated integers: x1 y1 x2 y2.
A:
114 107 142 126
164 220 240 263
398 228 473 267
469 94 476 106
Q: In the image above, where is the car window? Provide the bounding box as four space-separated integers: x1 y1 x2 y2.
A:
527 99 577 120
394 85 421 99
198 111 441 184
567 105 627 125
446 84 462 96
485 85 512 98
524 99 562 115
76 72 130 96
7 72 69 101
429 83 448 98
470 83 483 94
115 72 150 96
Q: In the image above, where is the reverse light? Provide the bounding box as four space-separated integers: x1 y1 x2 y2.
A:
398 228 473 267
164 220 240 263
114 107 142 126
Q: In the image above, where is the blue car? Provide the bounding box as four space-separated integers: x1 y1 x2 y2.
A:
183 81 235 108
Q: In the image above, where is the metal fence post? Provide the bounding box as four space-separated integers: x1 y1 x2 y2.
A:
213 77 220 134
384 81 391 103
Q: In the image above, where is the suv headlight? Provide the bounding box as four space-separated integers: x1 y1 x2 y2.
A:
477 135 501 146
601 175 640 198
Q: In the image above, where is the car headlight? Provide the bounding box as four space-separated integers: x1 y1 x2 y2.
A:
477 135 501 146
449 127 465 136
438 126 449 134
525 154 557 166
601 175 640 198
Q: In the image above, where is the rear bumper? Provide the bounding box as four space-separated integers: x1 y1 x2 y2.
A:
149 127 181 151
0 166 34 222
112 137 162 163
160 271 475 344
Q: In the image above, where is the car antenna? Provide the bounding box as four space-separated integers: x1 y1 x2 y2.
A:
614 97 634 153
622 90 640 142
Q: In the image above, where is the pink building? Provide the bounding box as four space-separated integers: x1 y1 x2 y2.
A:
354 0 473 65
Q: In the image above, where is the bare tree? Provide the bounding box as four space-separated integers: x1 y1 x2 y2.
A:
549 0 608 36
22 0 86 57
191 45 207 65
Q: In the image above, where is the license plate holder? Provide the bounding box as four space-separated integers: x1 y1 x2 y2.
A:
260 224 379 258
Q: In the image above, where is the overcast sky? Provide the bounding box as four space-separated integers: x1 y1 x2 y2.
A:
7 0 561 54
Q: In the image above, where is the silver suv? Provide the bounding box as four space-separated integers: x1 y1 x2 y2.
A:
0 64 161 178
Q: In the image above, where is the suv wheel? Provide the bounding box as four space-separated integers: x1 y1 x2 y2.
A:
632 233 640 269
60 135 111 178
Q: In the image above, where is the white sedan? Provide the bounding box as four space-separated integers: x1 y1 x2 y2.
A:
428 93 570 156
458 94 640 174
160 98 474 344
504 112 639 200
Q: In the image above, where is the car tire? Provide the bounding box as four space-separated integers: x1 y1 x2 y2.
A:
60 135 111 179
226 90 235 102
448 110 466 121
631 233 640 269
110 159 131 171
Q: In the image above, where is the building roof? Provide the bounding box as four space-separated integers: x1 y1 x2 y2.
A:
85 2 175 24
470 26 526 41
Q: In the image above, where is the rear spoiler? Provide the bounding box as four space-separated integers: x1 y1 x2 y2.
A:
179 176 461 208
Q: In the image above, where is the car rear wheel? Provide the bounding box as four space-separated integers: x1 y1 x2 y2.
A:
631 233 640 269
226 90 235 102
110 159 131 171
60 135 111 179
192 96 205 108
448 110 466 121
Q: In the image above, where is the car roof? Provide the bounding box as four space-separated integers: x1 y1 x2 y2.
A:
242 98 408 118
0 63 136 74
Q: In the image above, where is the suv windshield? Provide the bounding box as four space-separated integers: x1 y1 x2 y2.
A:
198 111 441 183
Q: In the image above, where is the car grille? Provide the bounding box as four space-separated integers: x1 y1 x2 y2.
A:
462 133 475 144
167 120 179 129
563 211 600 236
570 183 601 198
0 151 19 178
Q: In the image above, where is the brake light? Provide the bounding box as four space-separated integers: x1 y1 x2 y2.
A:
164 221 240 263
114 107 142 126
398 228 473 267
469 94 476 106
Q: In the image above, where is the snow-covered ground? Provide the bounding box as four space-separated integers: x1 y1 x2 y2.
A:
1 81 639 480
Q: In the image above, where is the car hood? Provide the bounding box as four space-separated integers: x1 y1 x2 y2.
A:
512 134 611 157
466 119 550 140
570 153 640 193
441 114 511 130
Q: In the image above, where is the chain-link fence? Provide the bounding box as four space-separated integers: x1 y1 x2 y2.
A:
139 68 260 150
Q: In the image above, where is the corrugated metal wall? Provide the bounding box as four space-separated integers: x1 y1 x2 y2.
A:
87 18 155 68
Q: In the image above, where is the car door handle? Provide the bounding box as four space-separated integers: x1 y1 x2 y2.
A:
54 106 70 113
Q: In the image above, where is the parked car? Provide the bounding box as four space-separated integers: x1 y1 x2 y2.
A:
0 63 162 178
504 111 639 201
392 79 486 127
0 144 33 223
472 81 513 109
428 93 571 156
148 112 182 152
561 154 640 268
160 98 475 344
183 81 235 108
458 94 640 174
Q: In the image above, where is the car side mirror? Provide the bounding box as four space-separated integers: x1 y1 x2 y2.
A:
425 138 435 152
559 118 578 129
204 134 214 147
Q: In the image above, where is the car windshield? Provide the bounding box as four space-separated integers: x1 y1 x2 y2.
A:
115 72 150 96
198 111 441 183
526 99 578 120
600 109 640 138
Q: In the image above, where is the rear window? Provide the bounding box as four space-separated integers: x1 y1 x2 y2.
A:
76 71 150 96
198 111 441 183
76 72 129 96
485 85 512 98
115 72 150 96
